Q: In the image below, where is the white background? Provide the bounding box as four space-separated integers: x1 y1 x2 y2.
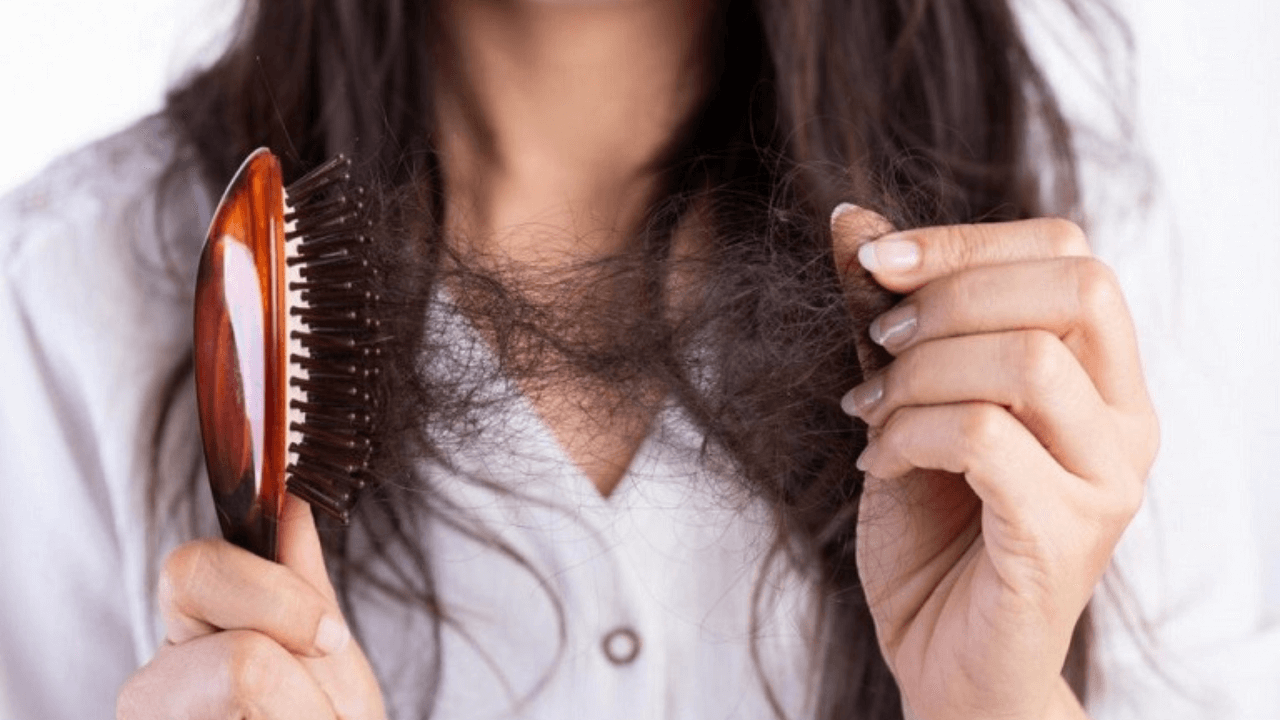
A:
0 0 1276 619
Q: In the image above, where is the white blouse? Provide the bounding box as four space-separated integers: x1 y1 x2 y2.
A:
0 117 1275 720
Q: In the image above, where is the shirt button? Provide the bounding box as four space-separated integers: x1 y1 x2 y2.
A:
601 626 641 665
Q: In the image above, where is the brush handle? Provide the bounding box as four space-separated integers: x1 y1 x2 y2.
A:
194 149 290 560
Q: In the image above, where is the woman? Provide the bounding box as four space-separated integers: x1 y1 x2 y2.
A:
0 0 1237 718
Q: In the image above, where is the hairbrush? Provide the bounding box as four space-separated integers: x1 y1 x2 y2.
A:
193 148 379 560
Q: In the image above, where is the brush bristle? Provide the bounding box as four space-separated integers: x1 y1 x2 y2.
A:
282 155 379 523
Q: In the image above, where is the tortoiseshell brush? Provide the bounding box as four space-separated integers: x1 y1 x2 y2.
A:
194 148 379 560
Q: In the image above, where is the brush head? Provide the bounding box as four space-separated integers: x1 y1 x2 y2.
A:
194 149 378 560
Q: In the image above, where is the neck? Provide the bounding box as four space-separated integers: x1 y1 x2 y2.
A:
437 0 712 264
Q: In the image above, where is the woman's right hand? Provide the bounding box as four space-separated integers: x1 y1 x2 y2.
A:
117 495 386 720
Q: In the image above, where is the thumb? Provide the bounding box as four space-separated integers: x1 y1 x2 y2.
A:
277 493 339 604
830 203 898 375
830 202 895 278
280 494 390 720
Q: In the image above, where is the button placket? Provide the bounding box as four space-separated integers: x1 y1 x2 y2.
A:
576 504 646 672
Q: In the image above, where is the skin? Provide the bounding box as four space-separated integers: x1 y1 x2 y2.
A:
436 0 714 496
832 206 1159 720
117 495 385 720
121 3 708 717
118 2 1159 718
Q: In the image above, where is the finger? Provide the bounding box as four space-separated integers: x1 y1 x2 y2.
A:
859 403 1063 506
859 402 1144 534
855 218 1092 294
830 203 900 371
117 631 336 720
844 330 1125 481
866 256 1149 411
157 571 217 645
830 202 896 271
858 402 1143 598
159 537 350 657
278 493 339 604
278 495 388 720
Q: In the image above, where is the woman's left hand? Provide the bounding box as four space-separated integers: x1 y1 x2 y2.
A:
832 206 1160 720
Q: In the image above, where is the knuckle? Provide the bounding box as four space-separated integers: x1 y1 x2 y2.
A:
226 632 288 707
959 403 1008 459
876 409 912 458
1043 217 1091 256
1102 472 1147 523
1141 406 1162 469
1069 257 1124 323
1012 330 1070 400
1095 417 1152 524
272 591 325 648
1118 478 1147 518
941 225 978 269
160 541 215 611
1126 405 1161 479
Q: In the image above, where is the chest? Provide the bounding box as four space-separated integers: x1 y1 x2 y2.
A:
351 401 821 719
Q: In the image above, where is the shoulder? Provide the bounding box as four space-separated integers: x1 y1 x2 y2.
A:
0 115 215 717
0 112 215 534
0 115 209 482
0 113 211 282
0 114 211 378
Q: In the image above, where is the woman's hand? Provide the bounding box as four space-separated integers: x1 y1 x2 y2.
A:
117 495 386 720
832 205 1159 720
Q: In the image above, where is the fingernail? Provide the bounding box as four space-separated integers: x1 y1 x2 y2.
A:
858 237 919 272
856 445 873 472
315 614 350 655
841 376 884 418
870 305 918 348
830 202 863 229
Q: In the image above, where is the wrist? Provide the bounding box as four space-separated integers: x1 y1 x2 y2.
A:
900 678 1089 720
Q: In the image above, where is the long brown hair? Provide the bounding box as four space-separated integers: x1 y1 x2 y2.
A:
154 1 1114 717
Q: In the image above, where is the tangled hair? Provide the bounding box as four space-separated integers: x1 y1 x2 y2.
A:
151 0 1121 717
